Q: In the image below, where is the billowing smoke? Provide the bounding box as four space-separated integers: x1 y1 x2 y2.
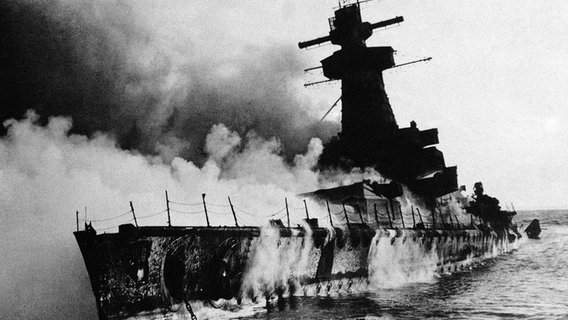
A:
0 0 339 163
0 2 344 317
0 113 331 319
397 186 474 229
0 2 483 318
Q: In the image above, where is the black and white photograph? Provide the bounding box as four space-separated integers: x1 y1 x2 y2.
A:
1 0 567 319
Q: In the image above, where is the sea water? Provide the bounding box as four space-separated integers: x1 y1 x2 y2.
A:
220 210 567 319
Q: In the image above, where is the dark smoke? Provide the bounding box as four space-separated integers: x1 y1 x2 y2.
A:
0 2 341 319
0 0 339 164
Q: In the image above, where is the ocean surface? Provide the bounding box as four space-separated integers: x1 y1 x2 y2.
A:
197 210 568 320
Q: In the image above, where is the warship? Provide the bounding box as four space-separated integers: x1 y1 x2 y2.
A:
75 3 521 319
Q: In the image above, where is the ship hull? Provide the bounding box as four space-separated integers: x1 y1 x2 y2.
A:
75 224 519 319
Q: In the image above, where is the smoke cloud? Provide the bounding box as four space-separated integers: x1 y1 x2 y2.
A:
0 2 475 318
0 1 342 317
0 0 338 164
0 113 331 319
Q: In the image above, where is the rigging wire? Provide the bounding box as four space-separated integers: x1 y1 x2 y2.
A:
137 209 168 219
170 209 203 215
207 209 230 216
236 215 254 227
80 210 132 222
207 203 231 208
235 206 286 218
168 200 202 206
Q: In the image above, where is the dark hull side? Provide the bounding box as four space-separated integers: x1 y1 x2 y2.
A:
75 224 519 319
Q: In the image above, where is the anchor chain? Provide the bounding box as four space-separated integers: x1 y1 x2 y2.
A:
183 297 198 320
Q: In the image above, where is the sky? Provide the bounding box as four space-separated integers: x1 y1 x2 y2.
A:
1 1 567 318
2 0 567 209
302 0 568 209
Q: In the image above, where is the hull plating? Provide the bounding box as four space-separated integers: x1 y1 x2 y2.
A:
75 225 518 319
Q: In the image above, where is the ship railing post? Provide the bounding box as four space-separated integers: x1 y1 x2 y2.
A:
438 204 445 229
165 190 172 227
326 200 334 227
342 202 350 229
76 210 79 231
470 215 474 228
389 200 396 221
448 213 454 229
285 198 290 228
303 199 310 220
411 206 416 229
454 214 461 229
130 201 139 228
358 206 365 225
416 207 424 226
431 207 437 230
385 202 393 229
373 203 380 228
399 204 406 229
202 193 210 227
228 196 239 227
